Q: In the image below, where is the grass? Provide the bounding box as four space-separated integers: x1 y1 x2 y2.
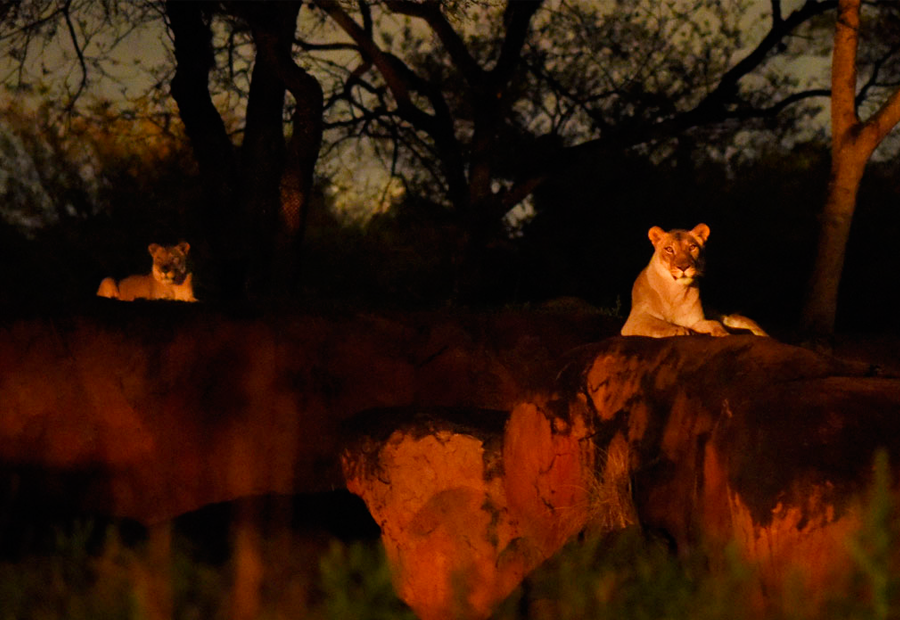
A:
0 518 411 620
490 527 753 620
0 451 897 620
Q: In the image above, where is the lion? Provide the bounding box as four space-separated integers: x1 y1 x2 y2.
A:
620 223 766 338
97 242 197 302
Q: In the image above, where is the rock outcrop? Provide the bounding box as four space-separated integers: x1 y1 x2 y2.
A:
340 402 622 620
341 335 900 619
576 336 900 608
0 303 614 523
5 304 900 619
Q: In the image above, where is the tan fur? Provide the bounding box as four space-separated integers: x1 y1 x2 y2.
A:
97 242 197 302
621 224 766 338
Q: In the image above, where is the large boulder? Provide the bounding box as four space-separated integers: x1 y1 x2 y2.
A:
575 336 900 608
340 402 617 620
341 335 900 618
0 303 613 523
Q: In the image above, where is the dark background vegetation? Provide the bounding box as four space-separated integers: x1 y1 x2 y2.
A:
3 118 900 334
8 0 900 337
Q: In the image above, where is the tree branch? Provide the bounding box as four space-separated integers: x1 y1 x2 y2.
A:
61 0 88 112
549 0 838 175
856 42 900 106
698 0 837 119
831 0 860 139
313 0 414 110
491 1 543 84
314 0 468 207
383 0 485 87
861 80 900 146
751 88 831 117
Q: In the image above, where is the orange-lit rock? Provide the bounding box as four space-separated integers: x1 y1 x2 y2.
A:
575 336 900 610
341 403 607 620
0 304 613 523
5 303 900 616
341 335 900 618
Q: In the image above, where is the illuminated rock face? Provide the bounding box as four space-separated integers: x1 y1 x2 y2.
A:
0 306 613 523
576 336 900 609
340 404 619 620
4 306 900 617
342 336 900 618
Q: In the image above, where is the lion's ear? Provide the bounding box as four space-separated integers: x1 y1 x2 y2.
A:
648 226 666 246
148 243 163 257
691 223 710 245
177 241 190 255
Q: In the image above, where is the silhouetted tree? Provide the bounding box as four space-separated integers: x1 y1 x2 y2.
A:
1 0 323 300
311 0 840 298
164 1 322 299
801 0 900 342
8 0 900 308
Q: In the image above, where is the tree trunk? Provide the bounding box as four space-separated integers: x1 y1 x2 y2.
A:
240 2 302 298
166 1 324 301
801 0 900 341
273 43 323 295
237 1 322 298
801 149 867 339
166 0 246 299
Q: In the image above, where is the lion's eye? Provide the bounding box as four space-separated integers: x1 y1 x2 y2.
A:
689 244 698 251
664 246 674 254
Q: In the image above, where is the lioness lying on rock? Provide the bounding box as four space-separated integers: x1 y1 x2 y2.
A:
97 242 197 302
621 224 766 338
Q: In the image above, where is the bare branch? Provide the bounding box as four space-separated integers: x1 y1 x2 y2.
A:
771 0 784 26
492 1 543 84
550 0 838 173
383 0 485 86
313 0 468 206
862 81 900 146
856 42 900 106
294 36 359 53
700 0 837 117
61 0 88 111
313 0 414 110
751 88 831 117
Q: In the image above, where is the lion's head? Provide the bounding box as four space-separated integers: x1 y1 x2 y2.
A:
149 242 191 285
648 223 709 286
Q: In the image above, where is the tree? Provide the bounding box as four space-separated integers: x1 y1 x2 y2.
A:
1 0 323 300
164 0 322 299
309 0 839 298
8 0 899 307
801 0 900 341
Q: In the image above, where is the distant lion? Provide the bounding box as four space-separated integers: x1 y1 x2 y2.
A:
97 242 197 302
621 224 766 338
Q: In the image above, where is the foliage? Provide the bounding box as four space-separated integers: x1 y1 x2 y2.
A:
2 454 900 620
0 515 411 620
301 193 461 308
319 540 417 620
0 521 136 620
834 449 899 620
489 449 900 620
491 527 752 620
